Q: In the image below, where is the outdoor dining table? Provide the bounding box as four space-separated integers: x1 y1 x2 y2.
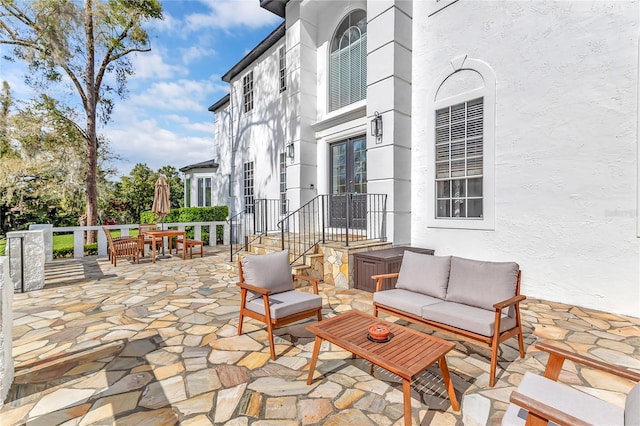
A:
141 229 186 263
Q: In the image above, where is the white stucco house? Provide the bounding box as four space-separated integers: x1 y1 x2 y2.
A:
191 0 640 318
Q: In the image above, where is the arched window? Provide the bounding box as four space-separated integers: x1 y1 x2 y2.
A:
329 10 367 112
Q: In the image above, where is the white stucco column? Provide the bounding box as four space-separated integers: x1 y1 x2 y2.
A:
0 256 14 406
366 0 413 245
6 230 45 292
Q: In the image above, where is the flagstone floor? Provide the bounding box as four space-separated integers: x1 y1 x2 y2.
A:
1 246 639 425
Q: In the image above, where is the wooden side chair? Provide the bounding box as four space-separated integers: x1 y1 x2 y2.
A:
237 250 323 360
102 227 139 266
138 224 163 257
502 340 640 425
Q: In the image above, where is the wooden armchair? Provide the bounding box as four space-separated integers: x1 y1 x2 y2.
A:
237 250 323 360
502 340 640 425
102 227 139 266
138 224 163 256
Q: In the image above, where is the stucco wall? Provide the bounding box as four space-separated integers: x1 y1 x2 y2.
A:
412 0 640 317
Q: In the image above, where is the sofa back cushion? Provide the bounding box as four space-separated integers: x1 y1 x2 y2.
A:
446 256 519 311
396 252 451 299
625 382 640 426
241 250 294 300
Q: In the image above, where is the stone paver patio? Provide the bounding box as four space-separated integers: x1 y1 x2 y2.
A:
1 246 639 425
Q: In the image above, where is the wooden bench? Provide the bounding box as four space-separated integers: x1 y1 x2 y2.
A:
174 238 203 259
372 252 526 387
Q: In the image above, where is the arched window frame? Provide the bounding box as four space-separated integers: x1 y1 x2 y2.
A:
328 9 367 112
427 56 496 230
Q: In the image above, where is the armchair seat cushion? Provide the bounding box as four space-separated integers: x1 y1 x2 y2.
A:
421 302 516 337
246 290 322 320
502 372 624 426
373 288 442 317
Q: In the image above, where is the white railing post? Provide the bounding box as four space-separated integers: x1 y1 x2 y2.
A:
223 223 230 245
194 225 202 241
97 228 108 257
73 230 84 258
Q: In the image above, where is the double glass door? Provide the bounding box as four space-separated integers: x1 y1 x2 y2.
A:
330 135 367 228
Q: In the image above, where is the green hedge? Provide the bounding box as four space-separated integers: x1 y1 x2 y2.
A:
140 206 228 244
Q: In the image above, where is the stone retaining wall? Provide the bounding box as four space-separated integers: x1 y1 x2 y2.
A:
0 256 13 406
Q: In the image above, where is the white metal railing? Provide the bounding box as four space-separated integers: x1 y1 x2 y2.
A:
51 221 230 259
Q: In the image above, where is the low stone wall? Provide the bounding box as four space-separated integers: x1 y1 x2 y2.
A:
6 230 45 292
0 256 14 406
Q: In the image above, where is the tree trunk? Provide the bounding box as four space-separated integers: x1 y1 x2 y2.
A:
84 0 98 244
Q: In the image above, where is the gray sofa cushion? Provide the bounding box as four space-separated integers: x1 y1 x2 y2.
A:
501 372 623 426
421 301 516 337
396 252 451 299
626 382 640 426
245 290 322 320
373 288 442 317
446 256 519 311
241 250 294 300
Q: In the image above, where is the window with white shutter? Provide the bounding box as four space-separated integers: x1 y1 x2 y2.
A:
329 10 367 112
435 98 483 218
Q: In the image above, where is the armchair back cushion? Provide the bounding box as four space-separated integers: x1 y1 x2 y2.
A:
625 382 640 426
396 252 451 299
241 250 294 300
446 256 519 311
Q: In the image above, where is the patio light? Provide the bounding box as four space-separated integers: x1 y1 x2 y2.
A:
371 111 383 142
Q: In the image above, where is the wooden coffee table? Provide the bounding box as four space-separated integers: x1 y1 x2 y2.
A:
306 310 459 425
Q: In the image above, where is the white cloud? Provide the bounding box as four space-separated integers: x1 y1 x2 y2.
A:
186 0 281 31
129 77 227 112
105 115 214 178
130 50 188 80
180 45 217 65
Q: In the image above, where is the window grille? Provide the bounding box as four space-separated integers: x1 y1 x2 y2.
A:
279 46 286 92
435 98 483 219
243 71 254 113
279 153 287 214
329 10 367 111
243 162 254 213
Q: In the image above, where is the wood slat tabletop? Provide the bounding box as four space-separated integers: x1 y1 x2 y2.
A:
306 310 455 380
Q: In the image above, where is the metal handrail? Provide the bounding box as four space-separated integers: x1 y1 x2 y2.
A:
277 193 387 265
228 198 286 261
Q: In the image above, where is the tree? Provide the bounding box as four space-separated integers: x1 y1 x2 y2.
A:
0 0 163 242
110 164 184 224
0 89 90 231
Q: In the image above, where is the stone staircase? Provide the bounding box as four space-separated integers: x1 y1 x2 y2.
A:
237 233 391 289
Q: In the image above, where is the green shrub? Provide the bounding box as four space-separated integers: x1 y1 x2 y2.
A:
140 206 228 244
53 243 98 258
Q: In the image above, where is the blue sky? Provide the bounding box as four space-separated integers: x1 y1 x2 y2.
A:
3 0 282 178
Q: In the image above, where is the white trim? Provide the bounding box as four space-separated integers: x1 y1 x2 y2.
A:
637 21 640 238
427 56 496 231
427 0 460 17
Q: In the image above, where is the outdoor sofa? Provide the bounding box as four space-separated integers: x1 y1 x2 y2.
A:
372 251 526 387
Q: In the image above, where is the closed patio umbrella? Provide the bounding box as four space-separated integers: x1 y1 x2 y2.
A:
151 176 171 258
151 176 171 227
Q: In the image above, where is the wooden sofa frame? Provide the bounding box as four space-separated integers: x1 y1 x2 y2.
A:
509 340 640 426
372 270 525 387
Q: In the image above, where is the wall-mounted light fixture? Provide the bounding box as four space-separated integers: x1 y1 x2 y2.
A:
371 111 383 143
286 142 295 160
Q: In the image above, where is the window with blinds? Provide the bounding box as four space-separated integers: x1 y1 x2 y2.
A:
243 161 254 213
279 46 286 92
329 10 367 112
435 98 484 219
243 71 254 113
197 177 212 207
